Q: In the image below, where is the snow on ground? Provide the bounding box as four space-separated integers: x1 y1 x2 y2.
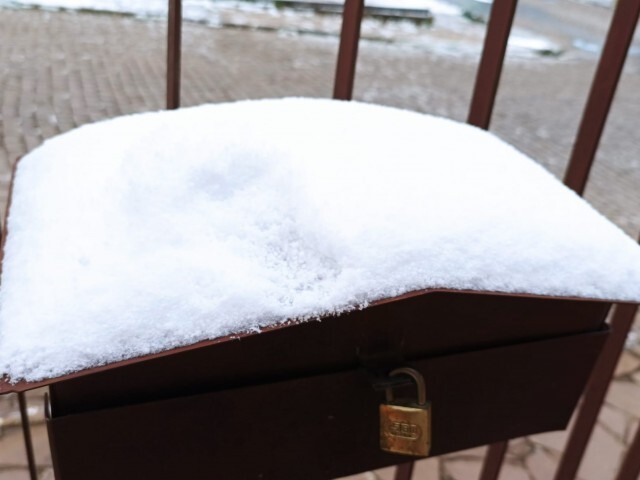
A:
1 98 640 382
0 0 453 18
571 0 613 7
0 0 279 24
1 0 171 15
508 32 560 55
288 0 461 15
0 0 562 57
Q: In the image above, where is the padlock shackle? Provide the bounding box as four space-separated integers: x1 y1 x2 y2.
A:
387 367 427 405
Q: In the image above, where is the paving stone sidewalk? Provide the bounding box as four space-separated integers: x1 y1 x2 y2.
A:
0 4 639 479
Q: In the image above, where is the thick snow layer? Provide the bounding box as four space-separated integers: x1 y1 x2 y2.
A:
1 98 640 382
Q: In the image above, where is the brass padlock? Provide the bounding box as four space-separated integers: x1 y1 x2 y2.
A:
379 367 431 457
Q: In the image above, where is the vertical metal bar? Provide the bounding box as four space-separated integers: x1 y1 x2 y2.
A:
553 0 640 474
18 392 38 480
466 0 518 130
333 0 365 100
563 0 640 195
167 0 182 110
0 158 18 279
615 421 640 480
471 1 518 474
44 393 63 480
479 441 508 480
394 461 415 480
553 303 638 480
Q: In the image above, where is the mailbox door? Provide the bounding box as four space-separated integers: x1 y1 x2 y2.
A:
47 327 608 480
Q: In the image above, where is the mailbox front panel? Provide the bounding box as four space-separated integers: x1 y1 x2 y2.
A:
48 291 610 416
47 327 608 480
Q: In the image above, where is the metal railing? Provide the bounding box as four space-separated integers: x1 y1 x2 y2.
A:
151 1 640 476
11 0 640 477
327 0 640 476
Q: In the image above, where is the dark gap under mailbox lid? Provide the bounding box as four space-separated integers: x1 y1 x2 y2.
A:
36 289 612 480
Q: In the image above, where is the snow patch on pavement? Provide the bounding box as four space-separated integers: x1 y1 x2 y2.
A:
0 0 562 58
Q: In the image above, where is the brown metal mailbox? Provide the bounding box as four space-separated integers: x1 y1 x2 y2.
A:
0 0 632 474
42 290 611 480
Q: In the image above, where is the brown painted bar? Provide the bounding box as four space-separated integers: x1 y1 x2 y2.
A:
551 0 640 475
615 413 640 480
553 303 639 480
0 159 19 279
563 0 640 195
394 462 415 480
468 1 518 476
467 0 518 130
44 395 63 480
18 392 37 480
466 0 519 475
0 158 37 480
479 441 508 480
166 0 182 110
1 162 37 480
333 0 365 100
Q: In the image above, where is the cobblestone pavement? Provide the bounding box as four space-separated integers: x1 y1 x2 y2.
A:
0 3 640 479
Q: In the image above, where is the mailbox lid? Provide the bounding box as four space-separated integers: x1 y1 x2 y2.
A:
46 291 611 416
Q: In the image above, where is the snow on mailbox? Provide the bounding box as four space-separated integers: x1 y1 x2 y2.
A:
1 98 639 479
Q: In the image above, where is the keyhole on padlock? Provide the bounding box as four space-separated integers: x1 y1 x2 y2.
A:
379 367 432 457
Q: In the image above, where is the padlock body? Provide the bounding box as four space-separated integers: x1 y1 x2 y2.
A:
380 402 431 457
